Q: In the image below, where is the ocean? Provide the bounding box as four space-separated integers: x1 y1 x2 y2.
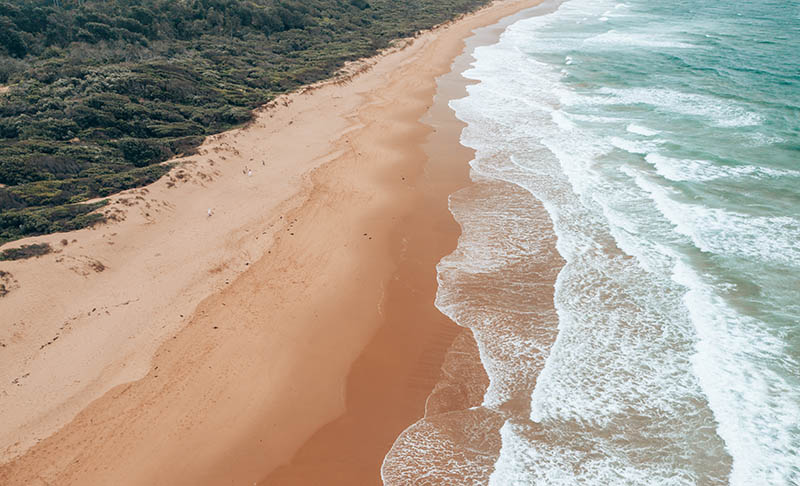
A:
382 0 800 484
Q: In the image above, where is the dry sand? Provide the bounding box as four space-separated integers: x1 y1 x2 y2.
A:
0 0 542 484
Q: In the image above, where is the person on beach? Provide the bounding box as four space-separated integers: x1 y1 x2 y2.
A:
207 208 213 217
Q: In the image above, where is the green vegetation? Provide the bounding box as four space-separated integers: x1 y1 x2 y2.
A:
0 0 491 243
0 242 52 260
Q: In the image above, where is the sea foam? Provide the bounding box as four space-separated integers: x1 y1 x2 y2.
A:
384 0 800 483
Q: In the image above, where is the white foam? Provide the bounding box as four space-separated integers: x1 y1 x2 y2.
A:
647 153 719 181
746 132 786 146
489 421 709 486
635 176 800 265
646 153 800 182
452 33 732 482
550 110 575 130
626 123 660 136
609 136 659 154
382 408 506 485
595 87 764 127
584 30 697 49
387 0 799 483
673 261 800 486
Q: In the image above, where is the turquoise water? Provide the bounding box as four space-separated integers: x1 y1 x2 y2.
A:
383 0 799 484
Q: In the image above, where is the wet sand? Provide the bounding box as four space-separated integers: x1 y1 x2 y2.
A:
261 6 547 484
0 1 542 484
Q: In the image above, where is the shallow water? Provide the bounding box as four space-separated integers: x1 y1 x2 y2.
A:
383 0 800 483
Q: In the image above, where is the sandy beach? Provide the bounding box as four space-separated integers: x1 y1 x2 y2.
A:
0 0 542 484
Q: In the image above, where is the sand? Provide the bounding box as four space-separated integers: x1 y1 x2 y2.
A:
0 0 542 484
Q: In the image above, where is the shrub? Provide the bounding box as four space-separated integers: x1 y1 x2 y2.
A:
0 242 52 260
0 0 492 243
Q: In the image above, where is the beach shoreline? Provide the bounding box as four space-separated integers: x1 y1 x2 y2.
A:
0 1 543 484
263 4 551 484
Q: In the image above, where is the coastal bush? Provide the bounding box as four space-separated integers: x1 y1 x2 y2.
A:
0 201 108 243
0 0 492 243
0 242 52 261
